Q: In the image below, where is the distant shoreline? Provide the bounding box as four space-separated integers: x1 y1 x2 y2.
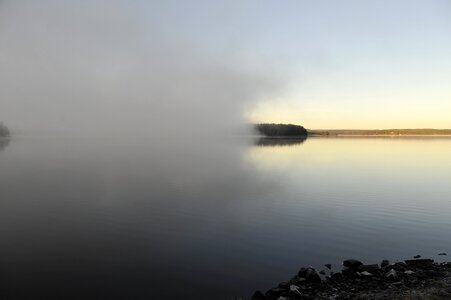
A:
308 129 451 137
309 134 451 137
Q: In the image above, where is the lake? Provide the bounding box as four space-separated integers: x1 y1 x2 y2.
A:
0 136 450 299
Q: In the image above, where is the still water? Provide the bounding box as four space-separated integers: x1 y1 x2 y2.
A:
0 136 450 299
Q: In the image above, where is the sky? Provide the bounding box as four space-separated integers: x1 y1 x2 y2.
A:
0 0 450 133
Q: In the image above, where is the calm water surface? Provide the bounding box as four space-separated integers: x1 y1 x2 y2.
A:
0 136 451 299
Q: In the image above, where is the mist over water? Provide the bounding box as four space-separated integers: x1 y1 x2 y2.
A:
0 1 280 137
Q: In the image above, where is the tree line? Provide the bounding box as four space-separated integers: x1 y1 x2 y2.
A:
255 123 308 137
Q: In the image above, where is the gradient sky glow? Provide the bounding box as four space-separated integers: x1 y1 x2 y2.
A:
240 0 451 129
1 0 450 131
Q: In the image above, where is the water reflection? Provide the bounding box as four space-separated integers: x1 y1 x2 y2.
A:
0 138 10 152
2 136 451 300
254 136 307 147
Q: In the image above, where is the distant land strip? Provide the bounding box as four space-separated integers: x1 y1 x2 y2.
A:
308 129 451 136
254 124 451 137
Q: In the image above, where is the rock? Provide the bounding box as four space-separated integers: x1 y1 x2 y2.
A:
404 270 415 275
342 268 356 277
385 269 398 281
289 285 302 297
393 262 408 271
381 260 390 268
405 259 434 267
324 264 332 270
343 259 363 269
265 287 286 298
330 272 343 281
319 270 326 275
439 253 447 256
276 297 287 300
298 267 322 283
358 264 380 273
361 271 372 276
251 290 266 300
414 255 421 259
278 282 290 289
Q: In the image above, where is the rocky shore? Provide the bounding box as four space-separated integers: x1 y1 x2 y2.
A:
249 255 451 299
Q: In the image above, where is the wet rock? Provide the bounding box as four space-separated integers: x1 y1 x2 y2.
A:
393 262 408 271
342 268 356 277
278 282 290 289
439 253 447 256
381 260 390 268
251 290 266 300
255 257 451 300
343 259 363 269
324 264 332 270
289 285 302 297
319 270 326 275
330 272 343 281
405 259 434 267
265 287 286 298
414 255 422 259
297 267 322 283
358 264 380 273
385 269 398 281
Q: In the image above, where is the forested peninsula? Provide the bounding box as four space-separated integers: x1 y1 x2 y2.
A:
255 123 308 137
255 124 451 137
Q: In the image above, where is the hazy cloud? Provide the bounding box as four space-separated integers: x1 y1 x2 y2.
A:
0 0 279 136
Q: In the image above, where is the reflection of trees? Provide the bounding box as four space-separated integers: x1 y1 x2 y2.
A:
0 138 10 152
254 137 307 147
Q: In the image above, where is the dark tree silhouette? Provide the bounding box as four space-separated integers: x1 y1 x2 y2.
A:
255 123 308 137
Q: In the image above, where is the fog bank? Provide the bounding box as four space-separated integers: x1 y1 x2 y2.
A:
0 0 280 137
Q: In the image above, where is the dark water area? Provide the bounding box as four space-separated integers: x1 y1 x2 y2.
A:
1 136 451 299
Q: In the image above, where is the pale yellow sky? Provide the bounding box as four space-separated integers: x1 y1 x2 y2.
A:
246 67 451 129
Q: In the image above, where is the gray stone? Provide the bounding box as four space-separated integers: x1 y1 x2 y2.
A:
289 285 302 296
358 264 380 273
381 260 390 268
385 269 398 281
343 259 363 269
405 259 434 267
330 272 343 281
298 267 322 283
251 290 266 300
